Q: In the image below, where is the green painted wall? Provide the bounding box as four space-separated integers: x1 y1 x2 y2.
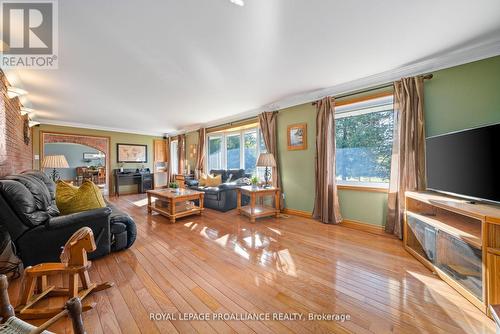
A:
277 103 317 212
338 190 388 226
277 55 500 226
424 56 500 137
32 124 162 193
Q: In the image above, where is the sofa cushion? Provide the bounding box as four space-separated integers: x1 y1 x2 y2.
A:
210 169 228 182
4 174 51 211
22 170 56 201
226 169 246 182
56 180 106 215
0 180 50 227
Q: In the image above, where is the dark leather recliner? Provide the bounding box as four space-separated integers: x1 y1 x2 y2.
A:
0 171 136 267
188 169 251 212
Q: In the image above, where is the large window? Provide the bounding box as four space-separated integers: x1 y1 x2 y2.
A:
335 94 394 187
226 133 241 169
206 124 266 176
208 135 223 170
170 140 179 175
244 130 258 174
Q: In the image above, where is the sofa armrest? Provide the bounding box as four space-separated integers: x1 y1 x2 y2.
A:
46 207 112 230
185 179 199 187
17 207 112 266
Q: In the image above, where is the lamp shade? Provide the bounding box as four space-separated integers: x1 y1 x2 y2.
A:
42 155 69 169
256 153 276 167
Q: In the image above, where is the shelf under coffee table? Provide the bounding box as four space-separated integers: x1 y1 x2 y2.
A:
147 188 204 223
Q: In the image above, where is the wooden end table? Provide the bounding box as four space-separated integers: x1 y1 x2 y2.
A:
236 186 280 223
147 188 204 223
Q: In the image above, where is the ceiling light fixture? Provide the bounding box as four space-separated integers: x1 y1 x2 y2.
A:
20 107 35 116
230 0 244 6
7 86 27 99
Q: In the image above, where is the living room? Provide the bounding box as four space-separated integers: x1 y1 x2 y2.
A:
0 1 500 333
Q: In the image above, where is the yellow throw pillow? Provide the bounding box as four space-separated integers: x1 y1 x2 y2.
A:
199 173 208 186
205 174 222 187
56 180 106 215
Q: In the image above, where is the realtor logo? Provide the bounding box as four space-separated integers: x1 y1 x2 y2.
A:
0 0 58 69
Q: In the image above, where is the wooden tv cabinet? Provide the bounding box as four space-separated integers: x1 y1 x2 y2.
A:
404 191 500 315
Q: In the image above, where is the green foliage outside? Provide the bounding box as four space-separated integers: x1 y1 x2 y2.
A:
208 130 261 174
335 110 394 183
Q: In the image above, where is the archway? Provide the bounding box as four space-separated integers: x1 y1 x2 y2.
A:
41 132 111 194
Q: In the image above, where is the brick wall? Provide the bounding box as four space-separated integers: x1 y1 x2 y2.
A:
0 72 33 177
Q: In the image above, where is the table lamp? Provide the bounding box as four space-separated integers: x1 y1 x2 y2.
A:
42 155 69 181
256 153 276 188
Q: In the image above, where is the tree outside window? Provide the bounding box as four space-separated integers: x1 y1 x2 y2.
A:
335 96 394 186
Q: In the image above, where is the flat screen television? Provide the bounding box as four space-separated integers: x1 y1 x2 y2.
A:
426 123 500 204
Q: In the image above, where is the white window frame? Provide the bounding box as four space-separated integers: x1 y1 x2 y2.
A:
335 95 394 189
206 126 265 177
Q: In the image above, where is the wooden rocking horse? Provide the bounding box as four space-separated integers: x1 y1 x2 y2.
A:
15 227 114 320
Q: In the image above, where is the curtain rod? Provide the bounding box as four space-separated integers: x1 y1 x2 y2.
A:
312 74 433 105
206 115 259 132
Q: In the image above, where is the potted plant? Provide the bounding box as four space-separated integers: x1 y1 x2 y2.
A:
250 176 259 189
169 182 180 193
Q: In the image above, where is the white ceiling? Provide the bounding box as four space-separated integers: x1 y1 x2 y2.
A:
6 0 500 135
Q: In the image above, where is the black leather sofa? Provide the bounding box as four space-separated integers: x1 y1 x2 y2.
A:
188 169 251 212
0 170 136 267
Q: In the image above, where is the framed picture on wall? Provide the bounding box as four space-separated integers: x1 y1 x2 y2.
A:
287 123 307 150
117 143 148 163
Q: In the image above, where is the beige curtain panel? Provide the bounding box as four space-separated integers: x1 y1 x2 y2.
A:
385 76 427 238
195 128 206 178
258 111 284 209
177 134 186 176
313 97 342 224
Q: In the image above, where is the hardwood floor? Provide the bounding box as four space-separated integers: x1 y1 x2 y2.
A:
7 194 495 333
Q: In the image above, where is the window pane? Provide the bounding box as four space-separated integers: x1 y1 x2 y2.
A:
244 130 257 175
226 134 241 169
335 110 394 184
171 141 178 175
208 136 222 171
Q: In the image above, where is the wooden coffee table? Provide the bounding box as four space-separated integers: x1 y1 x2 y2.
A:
147 188 204 223
236 186 280 222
